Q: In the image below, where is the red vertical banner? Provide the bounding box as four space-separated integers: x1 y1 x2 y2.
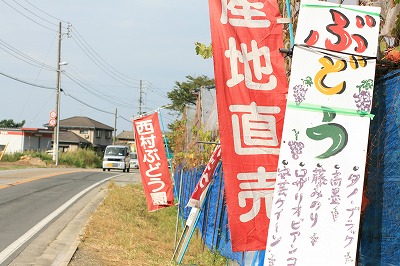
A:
207 0 288 251
187 145 221 208
133 112 174 212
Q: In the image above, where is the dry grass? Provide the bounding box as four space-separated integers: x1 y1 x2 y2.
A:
72 181 227 266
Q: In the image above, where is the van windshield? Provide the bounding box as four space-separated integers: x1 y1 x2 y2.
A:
105 147 125 156
130 153 137 159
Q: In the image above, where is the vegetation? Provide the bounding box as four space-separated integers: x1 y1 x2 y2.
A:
0 149 102 168
195 42 213 59
59 149 102 168
165 75 219 168
71 182 227 266
166 75 214 114
0 119 25 128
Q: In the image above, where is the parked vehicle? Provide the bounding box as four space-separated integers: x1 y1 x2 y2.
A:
102 145 130 172
130 152 139 169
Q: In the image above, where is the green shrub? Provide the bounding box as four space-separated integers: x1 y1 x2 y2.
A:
1 152 23 162
59 149 102 168
0 149 102 168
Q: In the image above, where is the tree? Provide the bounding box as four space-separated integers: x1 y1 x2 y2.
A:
0 119 25 128
195 42 213 59
166 75 214 114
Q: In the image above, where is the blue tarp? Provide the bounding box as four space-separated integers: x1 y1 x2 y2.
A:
358 69 400 266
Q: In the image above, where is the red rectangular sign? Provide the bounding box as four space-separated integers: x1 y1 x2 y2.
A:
208 0 288 251
133 112 174 212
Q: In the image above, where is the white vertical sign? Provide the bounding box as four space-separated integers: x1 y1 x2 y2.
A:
265 1 380 265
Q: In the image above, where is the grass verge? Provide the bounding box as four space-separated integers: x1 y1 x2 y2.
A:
71 181 227 266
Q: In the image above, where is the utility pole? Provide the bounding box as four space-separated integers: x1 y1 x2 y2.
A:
138 79 143 115
53 22 62 165
113 108 117 145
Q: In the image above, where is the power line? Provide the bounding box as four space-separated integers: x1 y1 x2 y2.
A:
11 0 59 27
118 115 132 123
62 90 114 115
0 70 55 90
0 0 57 32
145 81 169 99
72 27 140 83
23 0 69 24
70 27 140 87
0 38 56 71
63 72 134 109
62 91 134 125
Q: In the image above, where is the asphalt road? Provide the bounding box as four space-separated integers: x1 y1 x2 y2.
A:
0 168 141 265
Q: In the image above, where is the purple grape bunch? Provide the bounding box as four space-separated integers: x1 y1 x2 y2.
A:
353 90 372 112
293 84 309 106
288 140 305 160
293 76 312 106
354 79 373 113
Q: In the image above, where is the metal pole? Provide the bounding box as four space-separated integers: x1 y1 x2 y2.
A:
113 108 117 145
285 0 294 48
138 80 142 115
53 22 62 165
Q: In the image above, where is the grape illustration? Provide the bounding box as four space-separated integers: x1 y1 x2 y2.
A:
293 85 308 105
293 76 312 106
353 90 372 112
288 140 305 160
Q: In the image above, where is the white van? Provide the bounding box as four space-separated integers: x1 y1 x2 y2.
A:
130 152 139 169
102 145 130 172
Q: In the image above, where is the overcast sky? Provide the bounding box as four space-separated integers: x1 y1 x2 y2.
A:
0 0 214 133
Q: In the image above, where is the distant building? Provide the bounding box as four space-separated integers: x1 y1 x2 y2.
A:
0 116 115 155
116 130 134 144
58 131 91 152
116 130 136 152
0 127 53 154
55 116 114 153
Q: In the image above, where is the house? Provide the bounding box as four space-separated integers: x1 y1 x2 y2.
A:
0 127 53 154
116 130 134 144
0 116 114 155
58 131 91 152
56 116 114 153
116 130 135 152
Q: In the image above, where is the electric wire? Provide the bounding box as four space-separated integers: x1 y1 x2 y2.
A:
0 70 55 90
65 62 140 91
19 33 57 124
1 1 173 129
0 0 56 32
61 90 114 115
23 0 69 24
70 27 140 87
63 72 134 109
118 115 132 123
11 0 59 27
72 26 140 83
0 38 56 71
145 81 169 99
70 37 138 88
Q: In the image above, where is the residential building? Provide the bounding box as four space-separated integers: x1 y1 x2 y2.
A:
56 116 114 153
0 116 114 155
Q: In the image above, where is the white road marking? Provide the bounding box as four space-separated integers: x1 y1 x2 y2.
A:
0 174 123 264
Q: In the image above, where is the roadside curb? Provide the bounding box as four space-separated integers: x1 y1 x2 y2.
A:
9 183 109 266
52 187 109 266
